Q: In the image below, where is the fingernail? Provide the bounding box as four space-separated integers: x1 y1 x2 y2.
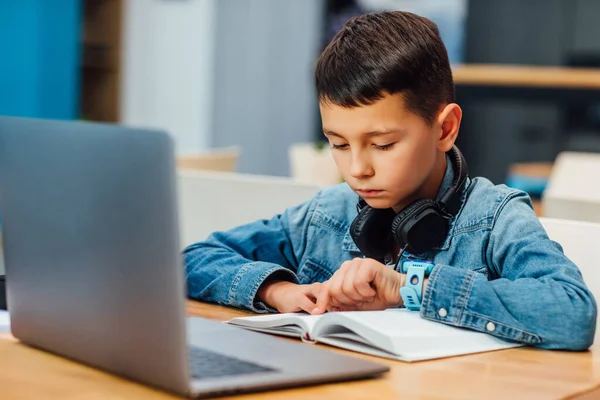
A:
312 307 319 314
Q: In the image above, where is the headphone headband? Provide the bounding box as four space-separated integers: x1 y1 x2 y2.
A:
437 145 468 217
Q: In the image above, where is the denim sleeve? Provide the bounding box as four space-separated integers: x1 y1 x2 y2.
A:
421 192 597 350
183 193 319 313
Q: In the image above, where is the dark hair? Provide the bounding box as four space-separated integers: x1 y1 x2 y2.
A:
315 11 455 124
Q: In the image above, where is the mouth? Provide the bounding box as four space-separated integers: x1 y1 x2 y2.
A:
355 189 384 198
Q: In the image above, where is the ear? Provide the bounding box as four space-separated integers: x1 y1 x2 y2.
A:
435 103 462 152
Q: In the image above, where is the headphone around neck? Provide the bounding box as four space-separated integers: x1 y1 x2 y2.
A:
349 145 468 261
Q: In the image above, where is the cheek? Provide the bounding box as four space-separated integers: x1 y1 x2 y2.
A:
330 153 347 179
383 162 420 189
382 144 435 187
331 151 349 172
401 129 438 170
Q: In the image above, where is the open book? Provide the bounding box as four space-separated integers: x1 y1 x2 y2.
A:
227 309 522 362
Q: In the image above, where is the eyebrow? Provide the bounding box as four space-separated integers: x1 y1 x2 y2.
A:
323 129 402 139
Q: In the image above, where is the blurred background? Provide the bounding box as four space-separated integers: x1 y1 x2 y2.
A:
2 0 600 211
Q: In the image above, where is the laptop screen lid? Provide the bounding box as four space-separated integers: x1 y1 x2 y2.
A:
0 116 191 395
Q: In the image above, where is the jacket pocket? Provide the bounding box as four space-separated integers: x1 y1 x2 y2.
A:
472 264 490 279
297 259 333 284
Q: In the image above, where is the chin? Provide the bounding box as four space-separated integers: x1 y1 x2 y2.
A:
361 198 396 209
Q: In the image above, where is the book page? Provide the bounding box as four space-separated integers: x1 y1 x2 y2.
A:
227 313 323 336
317 333 409 361
328 309 476 338
314 309 446 341
314 309 522 361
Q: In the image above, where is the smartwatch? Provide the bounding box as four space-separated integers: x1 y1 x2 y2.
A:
399 260 434 311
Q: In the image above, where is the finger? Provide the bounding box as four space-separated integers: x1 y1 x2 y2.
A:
354 262 377 298
356 261 379 291
303 282 321 302
329 296 353 309
329 297 341 308
329 267 355 306
342 262 370 302
297 293 318 314
313 283 331 314
338 305 360 312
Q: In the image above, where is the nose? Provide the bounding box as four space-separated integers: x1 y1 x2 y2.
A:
350 151 374 179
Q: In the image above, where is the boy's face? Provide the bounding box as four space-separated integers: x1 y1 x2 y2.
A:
320 93 460 211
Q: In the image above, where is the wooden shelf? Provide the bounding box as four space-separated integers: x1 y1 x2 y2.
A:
80 0 122 122
452 64 600 89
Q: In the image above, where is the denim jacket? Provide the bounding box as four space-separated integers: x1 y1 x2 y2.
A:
184 160 597 351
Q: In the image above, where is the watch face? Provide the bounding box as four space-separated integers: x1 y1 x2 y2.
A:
410 274 421 285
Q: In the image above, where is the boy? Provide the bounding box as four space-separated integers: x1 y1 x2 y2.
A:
184 11 596 350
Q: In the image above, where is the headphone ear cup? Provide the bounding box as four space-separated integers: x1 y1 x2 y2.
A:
391 199 449 254
350 205 396 261
390 199 434 249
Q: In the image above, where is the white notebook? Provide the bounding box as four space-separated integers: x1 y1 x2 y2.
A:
227 309 522 362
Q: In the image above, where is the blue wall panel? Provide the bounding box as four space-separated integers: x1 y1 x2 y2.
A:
0 0 82 119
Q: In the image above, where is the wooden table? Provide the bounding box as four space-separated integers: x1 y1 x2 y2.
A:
1 301 600 400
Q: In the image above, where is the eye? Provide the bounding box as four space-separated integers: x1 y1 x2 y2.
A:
331 143 349 150
373 143 395 151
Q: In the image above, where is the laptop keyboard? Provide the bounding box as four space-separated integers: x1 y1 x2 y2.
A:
188 346 277 380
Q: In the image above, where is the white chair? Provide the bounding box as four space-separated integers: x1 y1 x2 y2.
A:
177 170 321 247
539 217 600 344
542 152 600 223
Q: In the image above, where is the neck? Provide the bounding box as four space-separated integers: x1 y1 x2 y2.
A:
392 152 447 213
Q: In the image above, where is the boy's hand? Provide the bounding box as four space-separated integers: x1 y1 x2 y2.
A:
257 280 321 314
312 258 405 314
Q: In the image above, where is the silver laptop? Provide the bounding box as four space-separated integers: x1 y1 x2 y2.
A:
0 117 388 398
